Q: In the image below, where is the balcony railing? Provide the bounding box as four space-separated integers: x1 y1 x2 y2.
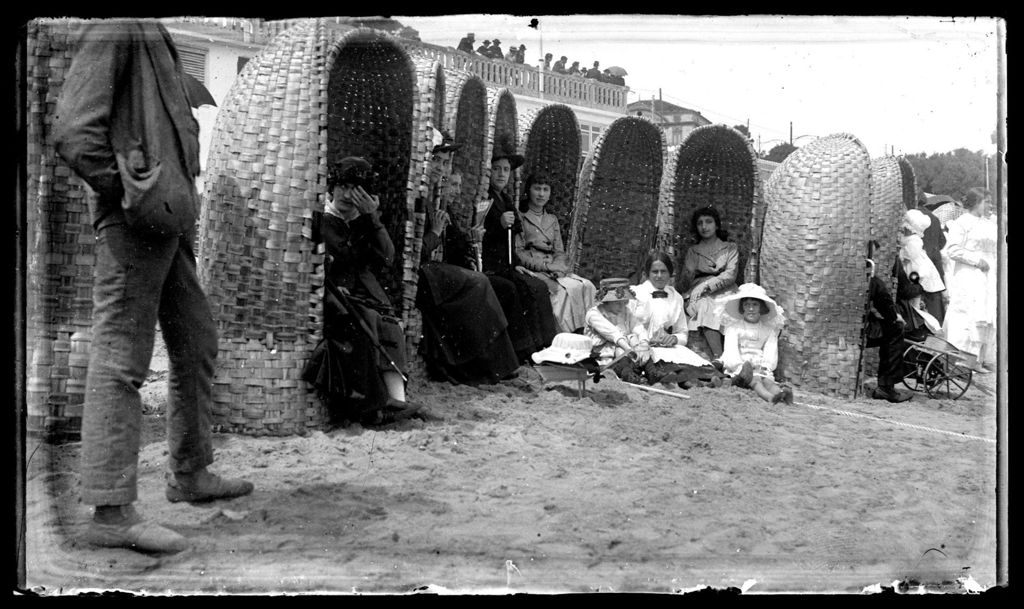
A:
397 39 629 114
171 17 630 114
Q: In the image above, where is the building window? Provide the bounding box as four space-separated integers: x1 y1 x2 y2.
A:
237 56 250 74
178 45 208 84
581 124 603 155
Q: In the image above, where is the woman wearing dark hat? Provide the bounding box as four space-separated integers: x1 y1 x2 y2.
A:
417 132 520 384
304 156 433 425
481 135 558 361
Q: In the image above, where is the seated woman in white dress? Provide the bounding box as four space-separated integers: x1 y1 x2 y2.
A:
718 283 794 404
515 171 596 333
630 251 722 387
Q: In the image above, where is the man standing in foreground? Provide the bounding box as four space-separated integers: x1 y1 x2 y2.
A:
53 18 253 554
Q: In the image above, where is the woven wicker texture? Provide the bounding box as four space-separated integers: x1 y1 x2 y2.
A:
655 145 680 252
897 157 917 211
485 87 520 200
198 21 423 435
760 134 873 398
518 104 582 245
24 19 96 441
932 201 966 227
660 124 763 288
870 155 910 293
444 71 488 228
569 116 665 284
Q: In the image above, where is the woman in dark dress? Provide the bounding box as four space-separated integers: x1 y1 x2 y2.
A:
417 133 520 383
303 157 431 425
481 136 558 361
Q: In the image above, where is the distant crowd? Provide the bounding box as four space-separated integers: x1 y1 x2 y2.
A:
456 32 627 85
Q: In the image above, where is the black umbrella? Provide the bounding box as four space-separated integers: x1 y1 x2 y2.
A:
182 72 217 108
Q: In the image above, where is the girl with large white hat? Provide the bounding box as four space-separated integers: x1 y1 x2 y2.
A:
718 283 794 404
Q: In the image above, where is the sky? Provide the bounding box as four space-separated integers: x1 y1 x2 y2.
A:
395 14 1003 158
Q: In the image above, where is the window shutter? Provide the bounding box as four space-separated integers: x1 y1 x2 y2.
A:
177 45 207 83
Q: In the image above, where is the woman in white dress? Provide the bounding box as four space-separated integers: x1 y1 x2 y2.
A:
515 171 596 333
630 251 715 382
942 187 997 369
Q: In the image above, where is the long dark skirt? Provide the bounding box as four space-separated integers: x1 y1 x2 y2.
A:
303 297 406 423
486 271 558 361
417 262 519 384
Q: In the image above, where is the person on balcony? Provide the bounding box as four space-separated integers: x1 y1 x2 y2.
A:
511 44 526 64
477 39 492 55
585 61 602 79
489 39 505 60
542 53 553 70
552 56 568 74
457 32 476 54
567 61 580 76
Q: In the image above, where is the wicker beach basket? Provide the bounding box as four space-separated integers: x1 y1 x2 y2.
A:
658 124 763 289
198 21 425 435
485 87 520 200
870 155 913 292
569 116 665 284
760 133 873 398
518 104 582 245
24 18 97 442
444 71 488 228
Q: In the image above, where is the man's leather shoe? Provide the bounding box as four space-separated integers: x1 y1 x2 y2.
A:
872 386 912 403
166 469 254 503
83 505 188 553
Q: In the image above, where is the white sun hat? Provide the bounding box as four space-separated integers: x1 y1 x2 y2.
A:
531 333 595 365
721 283 780 322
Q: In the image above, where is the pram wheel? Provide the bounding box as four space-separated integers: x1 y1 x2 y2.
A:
901 339 973 400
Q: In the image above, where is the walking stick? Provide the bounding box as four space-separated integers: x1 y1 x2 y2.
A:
323 255 408 383
853 240 880 398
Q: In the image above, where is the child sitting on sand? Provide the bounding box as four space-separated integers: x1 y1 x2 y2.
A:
718 283 794 404
583 277 653 383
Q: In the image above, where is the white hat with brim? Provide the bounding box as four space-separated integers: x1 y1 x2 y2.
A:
532 332 594 365
903 209 931 235
722 283 780 322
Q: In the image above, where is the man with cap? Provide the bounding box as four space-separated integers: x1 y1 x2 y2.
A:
552 55 568 74
476 39 492 55
585 61 602 79
457 32 476 54
481 135 558 362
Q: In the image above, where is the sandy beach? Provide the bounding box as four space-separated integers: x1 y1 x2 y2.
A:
23 336 997 595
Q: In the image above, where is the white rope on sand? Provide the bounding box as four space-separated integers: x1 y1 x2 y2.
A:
793 401 996 444
621 381 690 399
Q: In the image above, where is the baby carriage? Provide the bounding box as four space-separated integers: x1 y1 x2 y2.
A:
901 334 976 400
